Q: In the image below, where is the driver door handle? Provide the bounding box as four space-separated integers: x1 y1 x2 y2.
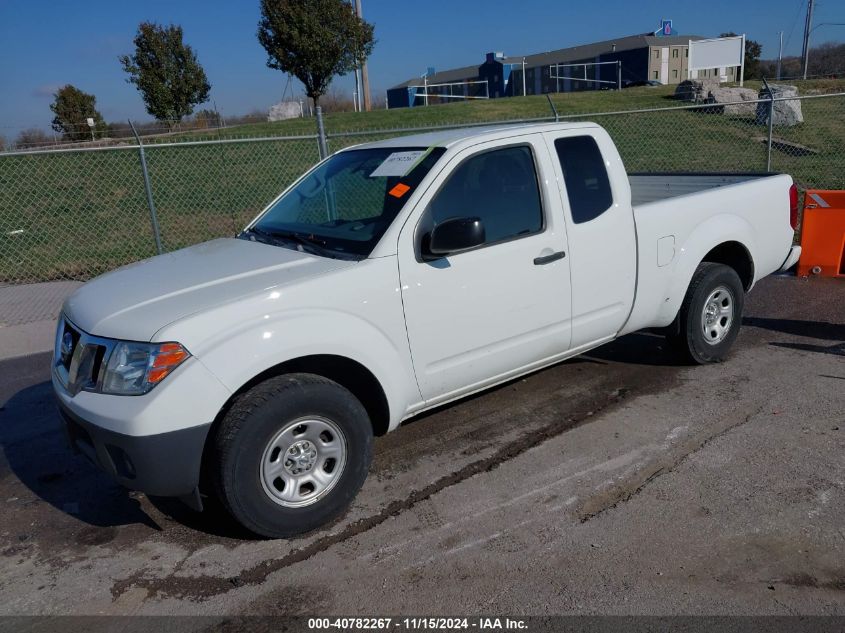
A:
533 250 566 265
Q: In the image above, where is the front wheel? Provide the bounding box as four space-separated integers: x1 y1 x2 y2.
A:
210 373 373 538
668 263 745 364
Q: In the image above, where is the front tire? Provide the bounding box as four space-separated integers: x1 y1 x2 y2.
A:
668 263 745 364
210 373 373 538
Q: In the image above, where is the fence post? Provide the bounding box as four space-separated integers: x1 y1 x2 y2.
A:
762 79 775 172
546 94 560 122
315 106 329 160
128 120 163 255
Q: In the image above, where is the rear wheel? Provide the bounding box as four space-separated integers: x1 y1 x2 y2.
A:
668 263 745 364
210 373 373 538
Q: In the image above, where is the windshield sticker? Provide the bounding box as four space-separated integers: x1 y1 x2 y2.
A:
388 183 411 198
369 151 426 178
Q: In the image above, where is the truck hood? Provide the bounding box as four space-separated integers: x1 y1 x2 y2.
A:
63 238 356 341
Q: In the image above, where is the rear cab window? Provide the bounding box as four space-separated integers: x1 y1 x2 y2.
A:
554 136 613 224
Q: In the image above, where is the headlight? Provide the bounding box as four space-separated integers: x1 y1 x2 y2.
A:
102 341 190 395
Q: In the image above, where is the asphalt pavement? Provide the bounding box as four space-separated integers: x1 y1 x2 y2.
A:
0 274 842 617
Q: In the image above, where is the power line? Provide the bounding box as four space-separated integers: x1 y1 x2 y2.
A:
783 0 807 52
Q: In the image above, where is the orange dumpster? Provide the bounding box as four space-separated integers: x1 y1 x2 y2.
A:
797 190 845 278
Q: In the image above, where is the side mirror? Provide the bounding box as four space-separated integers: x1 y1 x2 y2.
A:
428 217 485 257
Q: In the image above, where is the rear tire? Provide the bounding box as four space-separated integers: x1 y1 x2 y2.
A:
210 373 373 538
668 263 745 364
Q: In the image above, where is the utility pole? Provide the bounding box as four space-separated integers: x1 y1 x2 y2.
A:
801 0 815 80
776 31 783 80
354 0 371 111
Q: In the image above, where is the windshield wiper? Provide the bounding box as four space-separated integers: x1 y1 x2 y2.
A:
274 231 333 257
241 226 278 244
242 226 339 259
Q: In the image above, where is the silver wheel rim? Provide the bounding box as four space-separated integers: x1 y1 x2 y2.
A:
259 417 347 508
701 285 734 345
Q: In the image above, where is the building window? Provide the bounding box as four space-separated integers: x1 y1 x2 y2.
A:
654 49 660 58
685 49 689 57
672 49 679 58
673 69 678 79
653 70 659 79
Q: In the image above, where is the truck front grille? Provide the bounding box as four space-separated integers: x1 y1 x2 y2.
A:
54 317 113 396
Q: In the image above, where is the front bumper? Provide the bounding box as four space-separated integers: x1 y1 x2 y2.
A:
50 317 233 507
58 400 211 501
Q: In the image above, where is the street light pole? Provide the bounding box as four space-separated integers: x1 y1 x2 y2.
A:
776 31 783 80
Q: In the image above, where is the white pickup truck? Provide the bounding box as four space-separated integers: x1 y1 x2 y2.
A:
53 122 801 537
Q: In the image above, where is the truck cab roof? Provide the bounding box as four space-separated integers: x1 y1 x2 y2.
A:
345 121 602 152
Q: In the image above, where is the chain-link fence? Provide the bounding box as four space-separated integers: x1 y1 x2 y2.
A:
0 135 320 287
559 92 845 195
2 91 844 293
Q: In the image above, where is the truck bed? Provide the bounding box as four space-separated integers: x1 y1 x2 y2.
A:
622 171 796 337
629 173 779 206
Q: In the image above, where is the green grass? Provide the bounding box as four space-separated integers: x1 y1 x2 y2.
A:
173 85 691 140
2 79 844 283
0 139 321 282
168 78 845 139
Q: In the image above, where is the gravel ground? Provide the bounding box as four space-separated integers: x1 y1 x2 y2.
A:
0 274 842 617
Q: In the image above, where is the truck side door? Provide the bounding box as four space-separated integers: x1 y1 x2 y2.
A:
398 135 573 404
543 129 636 349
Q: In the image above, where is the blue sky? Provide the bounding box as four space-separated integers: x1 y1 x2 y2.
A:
1 0 843 134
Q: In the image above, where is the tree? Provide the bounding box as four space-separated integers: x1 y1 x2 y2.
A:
119 22 211 126
257 0 375 108
16 128 51 148
807 42 845 76
758 42 845 80
720 33 762 80
320 87 356 113
49 85 107 141
192 108 222 129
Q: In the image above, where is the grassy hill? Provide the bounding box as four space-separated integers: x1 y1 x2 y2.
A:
3 79 844 283
174 78 845 140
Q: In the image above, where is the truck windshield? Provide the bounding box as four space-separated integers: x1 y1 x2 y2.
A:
244 146 446 259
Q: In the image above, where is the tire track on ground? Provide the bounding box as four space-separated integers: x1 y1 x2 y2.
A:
111 364 677 601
